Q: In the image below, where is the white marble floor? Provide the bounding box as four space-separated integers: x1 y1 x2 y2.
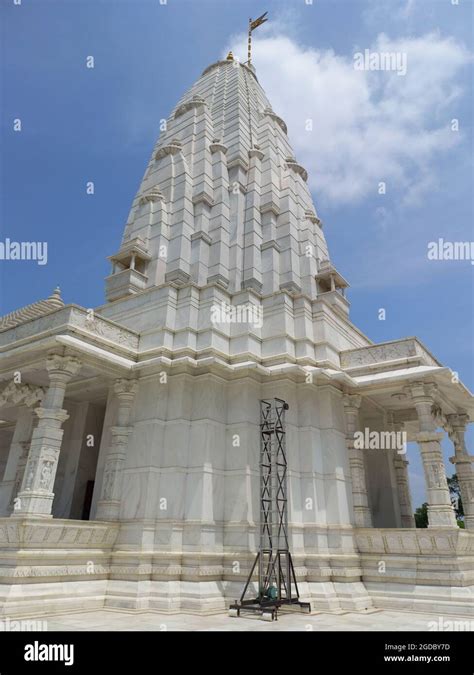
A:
15 608 473 632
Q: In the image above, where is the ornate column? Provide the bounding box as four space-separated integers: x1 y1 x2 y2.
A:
13 354 82 518
393 457 415 527
96 378 138 521
406 382 456 528
446 413 474 531
343 394 372 527
0 408 34 515
9 441 31 514
0 381 44 514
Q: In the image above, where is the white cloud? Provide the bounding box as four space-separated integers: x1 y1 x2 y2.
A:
363 0 427 27
226 30 471 208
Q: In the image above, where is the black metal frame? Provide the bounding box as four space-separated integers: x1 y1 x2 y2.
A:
229 398 311 620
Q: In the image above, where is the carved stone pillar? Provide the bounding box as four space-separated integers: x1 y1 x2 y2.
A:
9 441 31 514
13 354 82 518
393 457 415 527
446 413 474 531
96 378 138 521
343 394 372 527
407 382 456 528
0 408 34 515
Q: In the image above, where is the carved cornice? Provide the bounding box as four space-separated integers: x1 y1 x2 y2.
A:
341 339 440 371
71 308 139 350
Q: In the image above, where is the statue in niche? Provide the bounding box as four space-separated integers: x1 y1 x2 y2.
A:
102 469 115 500
428 463 443 489
39 461 53 490
24 461 37 491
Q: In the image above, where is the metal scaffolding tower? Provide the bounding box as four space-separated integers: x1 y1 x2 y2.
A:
229 398 311 621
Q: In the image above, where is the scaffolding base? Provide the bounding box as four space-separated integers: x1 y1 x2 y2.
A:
229 598 311 622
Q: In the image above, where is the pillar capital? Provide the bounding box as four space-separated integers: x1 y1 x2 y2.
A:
46 354 82 381
445 413 470 456
342 393 362 410
404 381 438 403
446 413 470 432
113 379 138 428
114 378 139 398
449 454 473 466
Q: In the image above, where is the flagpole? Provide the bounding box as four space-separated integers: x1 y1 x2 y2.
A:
246 12 268 66
248 18 252 65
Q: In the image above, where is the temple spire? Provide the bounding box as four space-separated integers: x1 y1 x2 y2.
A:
105 42 331 302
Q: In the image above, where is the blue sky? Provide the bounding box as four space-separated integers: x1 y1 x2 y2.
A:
1 0 473 509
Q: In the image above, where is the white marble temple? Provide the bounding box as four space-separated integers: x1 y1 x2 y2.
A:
0 54 473 618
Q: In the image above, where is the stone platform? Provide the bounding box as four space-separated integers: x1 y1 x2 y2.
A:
1 519 472 618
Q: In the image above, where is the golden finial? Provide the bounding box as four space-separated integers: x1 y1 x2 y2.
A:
226 51 234 61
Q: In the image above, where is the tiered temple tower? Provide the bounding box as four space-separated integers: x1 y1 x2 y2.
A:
94 54 373 611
